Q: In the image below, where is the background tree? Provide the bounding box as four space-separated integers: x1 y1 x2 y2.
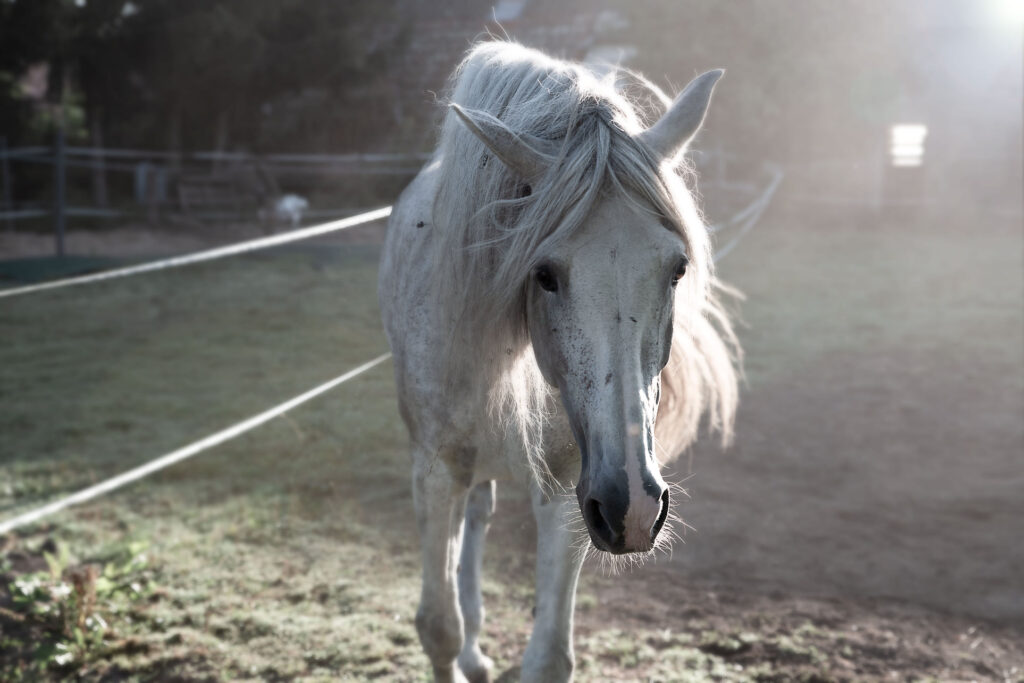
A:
0 0 408 154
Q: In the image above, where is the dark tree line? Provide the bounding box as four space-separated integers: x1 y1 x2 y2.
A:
0 0 409 155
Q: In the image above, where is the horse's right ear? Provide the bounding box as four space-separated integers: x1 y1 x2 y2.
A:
638 69 724 161
450 104 556 180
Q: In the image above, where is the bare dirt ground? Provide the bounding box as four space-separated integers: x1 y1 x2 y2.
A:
673 196 1024 625
2 190 1023 680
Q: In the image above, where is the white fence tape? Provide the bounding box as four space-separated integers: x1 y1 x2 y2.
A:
0 206 392 300
0 353 392 535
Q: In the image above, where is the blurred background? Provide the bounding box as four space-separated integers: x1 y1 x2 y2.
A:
1 1 1021 680
1 0 1017 240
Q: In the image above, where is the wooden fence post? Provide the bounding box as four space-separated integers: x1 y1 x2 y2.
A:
54 120 67 258
0 136 13 233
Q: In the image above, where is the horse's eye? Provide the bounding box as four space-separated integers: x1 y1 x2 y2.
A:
517 183 532 198
671 259 688 286
535 264 558 292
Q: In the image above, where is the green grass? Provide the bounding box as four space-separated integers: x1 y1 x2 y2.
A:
1 244 394 513
0 242 436 679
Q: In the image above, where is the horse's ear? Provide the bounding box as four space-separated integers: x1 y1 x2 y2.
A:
450 104 556 179
638 69 724 160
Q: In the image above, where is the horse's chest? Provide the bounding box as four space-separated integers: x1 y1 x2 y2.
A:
456 403 577 485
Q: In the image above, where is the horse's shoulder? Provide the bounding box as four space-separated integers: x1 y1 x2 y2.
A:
380 157 441 289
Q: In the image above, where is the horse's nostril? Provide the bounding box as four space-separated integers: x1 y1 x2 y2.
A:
584 498 609 538
583 497 620 549
650 488 670 543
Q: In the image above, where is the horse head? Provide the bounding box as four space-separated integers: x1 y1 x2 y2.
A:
452 70 724 554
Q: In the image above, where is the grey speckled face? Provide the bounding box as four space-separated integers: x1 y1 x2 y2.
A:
527 195 687 553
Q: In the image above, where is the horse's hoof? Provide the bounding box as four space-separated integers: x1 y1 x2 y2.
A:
460 652 495 683
463 668 492 683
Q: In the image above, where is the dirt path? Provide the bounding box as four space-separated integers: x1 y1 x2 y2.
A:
567 565 1024 682
661 195 1024 625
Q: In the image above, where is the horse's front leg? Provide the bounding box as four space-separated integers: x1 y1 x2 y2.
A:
457 480 496 682
413 452 470 683
521 484 587 682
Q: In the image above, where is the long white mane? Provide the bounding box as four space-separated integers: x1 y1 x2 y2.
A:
430 41 740 468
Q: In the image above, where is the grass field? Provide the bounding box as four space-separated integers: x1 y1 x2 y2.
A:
2 201 1022 681
0 242 429 679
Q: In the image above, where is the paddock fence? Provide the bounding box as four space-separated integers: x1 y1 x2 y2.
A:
0 157 783 536
0 139 429 253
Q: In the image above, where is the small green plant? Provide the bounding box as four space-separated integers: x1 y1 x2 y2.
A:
4 539 155 676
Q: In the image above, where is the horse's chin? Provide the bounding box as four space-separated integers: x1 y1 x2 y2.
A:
588 537 634 555
586 531 654 555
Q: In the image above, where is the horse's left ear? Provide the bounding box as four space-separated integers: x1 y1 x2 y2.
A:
450 104 557 179
638 69 724 160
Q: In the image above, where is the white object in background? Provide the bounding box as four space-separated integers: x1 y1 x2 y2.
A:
274 194 309 228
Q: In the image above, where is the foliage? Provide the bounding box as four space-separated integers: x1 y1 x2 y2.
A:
0 0 409 152
1 538 156 680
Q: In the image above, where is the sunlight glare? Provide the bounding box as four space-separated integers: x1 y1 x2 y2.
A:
890 124 927 168
992 0 1024 26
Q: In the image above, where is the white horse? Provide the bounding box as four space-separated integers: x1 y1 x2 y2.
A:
379 41 740 682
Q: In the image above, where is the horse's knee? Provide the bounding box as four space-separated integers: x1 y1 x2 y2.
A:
466 480 496 525
416 604 464 664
